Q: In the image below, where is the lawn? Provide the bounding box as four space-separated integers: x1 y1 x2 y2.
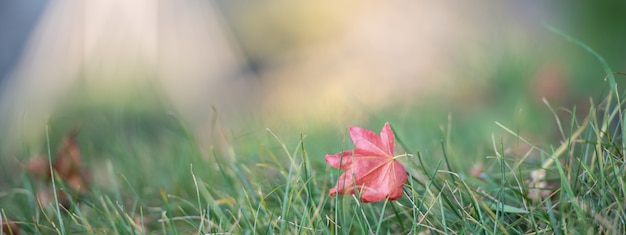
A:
1 32 626 235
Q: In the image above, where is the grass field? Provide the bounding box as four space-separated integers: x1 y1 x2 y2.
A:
1 35 626 234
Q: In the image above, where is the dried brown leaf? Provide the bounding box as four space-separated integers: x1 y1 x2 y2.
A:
52 126 89 193
25 126 89 213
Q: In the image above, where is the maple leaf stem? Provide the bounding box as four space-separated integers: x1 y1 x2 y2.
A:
392 153 412 160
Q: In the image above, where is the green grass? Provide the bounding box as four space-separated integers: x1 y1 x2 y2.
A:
1 83 625 234
2 41 626 234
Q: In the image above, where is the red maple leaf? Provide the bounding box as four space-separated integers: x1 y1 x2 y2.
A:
326 122 408 202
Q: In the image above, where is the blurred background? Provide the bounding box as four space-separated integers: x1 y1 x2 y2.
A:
1 1 626 186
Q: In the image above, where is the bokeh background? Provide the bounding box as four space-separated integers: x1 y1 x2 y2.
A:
1 1 626 188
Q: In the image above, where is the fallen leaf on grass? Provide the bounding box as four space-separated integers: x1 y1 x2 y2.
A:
326 122 408 203
51 126 89 193
26 126 90 193
26 126 90 211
